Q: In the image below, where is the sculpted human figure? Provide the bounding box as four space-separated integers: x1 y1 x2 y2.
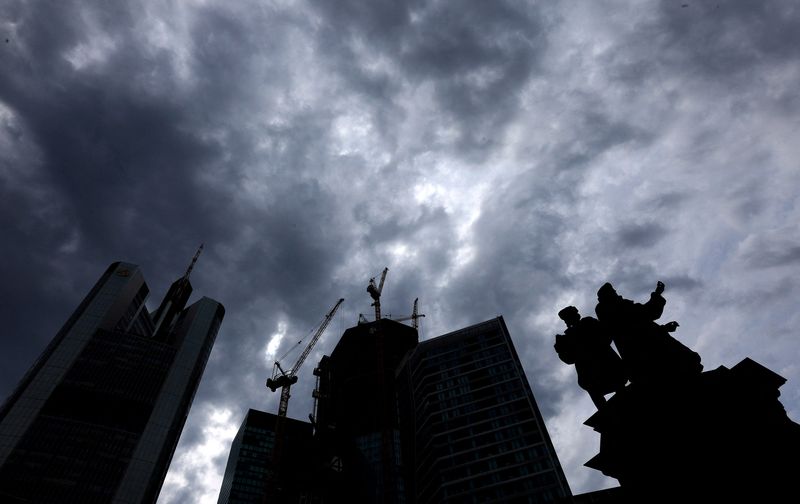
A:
595 281 702 387
554 306 628 409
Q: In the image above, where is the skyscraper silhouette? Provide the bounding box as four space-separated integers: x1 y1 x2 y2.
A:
312 318 418 503
396 317 572 503
303 316 571 503
0 259 224 503
216 409 313 504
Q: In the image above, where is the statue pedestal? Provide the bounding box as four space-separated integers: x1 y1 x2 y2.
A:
584 358 800 501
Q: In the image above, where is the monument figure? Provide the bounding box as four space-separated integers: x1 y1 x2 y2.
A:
554 306 627 409
594 280 701 387
555 280 800 502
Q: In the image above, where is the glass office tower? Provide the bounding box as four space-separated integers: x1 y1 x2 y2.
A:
217 409 313 504
0 261 224 503
396 317 572 504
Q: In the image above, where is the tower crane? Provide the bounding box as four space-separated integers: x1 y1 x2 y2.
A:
266 298 344 418
391 298 425 329
262 298 343 503
367 267 388 321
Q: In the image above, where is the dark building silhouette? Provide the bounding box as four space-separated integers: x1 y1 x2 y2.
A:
217 409 313 504
0 261 224 503
312 318 419 503
305 316 571 503
396 317 572 504
218 316 572 503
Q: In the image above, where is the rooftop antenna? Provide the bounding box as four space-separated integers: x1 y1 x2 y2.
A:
151 243 204 339
183 243 204 280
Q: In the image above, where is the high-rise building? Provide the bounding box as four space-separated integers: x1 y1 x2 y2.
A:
0 258 224 503
217 409 313 504
302 316 571 503
312 318 419 503
396 317 572 504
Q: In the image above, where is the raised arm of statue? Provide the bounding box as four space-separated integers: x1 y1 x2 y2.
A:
643 281 667 320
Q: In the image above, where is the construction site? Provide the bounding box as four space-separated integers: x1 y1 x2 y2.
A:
215 268 571 504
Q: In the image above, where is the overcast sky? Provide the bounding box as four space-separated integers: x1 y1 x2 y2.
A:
2 0 799 501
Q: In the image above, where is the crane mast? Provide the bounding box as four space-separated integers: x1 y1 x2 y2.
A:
262 298 344 503
391 298 425 329
412 297 422 330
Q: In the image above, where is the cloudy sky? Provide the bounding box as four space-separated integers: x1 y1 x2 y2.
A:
2 0 799 500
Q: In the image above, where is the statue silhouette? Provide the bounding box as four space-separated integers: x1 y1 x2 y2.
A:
558 281 800 502
555 306 627 409
595 281 701 387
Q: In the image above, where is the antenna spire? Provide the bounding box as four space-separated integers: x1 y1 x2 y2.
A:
184 243 204 280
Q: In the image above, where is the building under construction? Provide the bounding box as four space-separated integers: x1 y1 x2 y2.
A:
216 269 571 503
313 318 419 503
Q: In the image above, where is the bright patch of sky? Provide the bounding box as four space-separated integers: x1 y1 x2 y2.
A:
265 320 288 363
160 406 240 504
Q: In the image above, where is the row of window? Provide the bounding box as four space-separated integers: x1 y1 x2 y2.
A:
416 430 546 483
411 344 510 393
421 463 559 503
415 361 518 403
414 376 524 432
415 412 540 469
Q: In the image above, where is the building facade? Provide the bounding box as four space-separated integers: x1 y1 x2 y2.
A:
312 318 419 503
0 261 224 503
396 317 572 504
302 316 571 503
217 409 313 504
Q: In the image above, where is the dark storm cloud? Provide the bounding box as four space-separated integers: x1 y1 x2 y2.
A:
597 264 701 315
1 1 215 393
3 0 800 500
309 0 548 159
553 109 654 171
1 1 245 258
657 1 800 79
439 170 578 413
616 222 667 249
0 14 364 472
648 191 691 210
352 197 449 245
657 273 702 291
739 233 800 270
596 1 800 100
1 2 378 497
753 246 800 269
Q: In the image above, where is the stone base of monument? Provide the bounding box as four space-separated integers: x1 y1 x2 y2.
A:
583 357 800 501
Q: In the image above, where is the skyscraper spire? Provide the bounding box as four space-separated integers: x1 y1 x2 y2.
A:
152 245 203 341
184 243 204 280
